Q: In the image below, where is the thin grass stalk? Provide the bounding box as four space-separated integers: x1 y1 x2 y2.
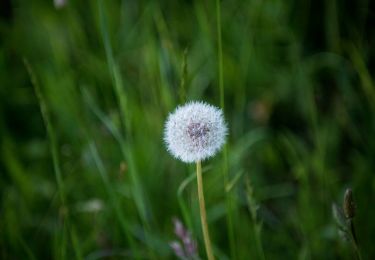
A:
96 0 148 222
82 90 153 250
196 161 215 260
179 48 188 103
88 142 138 256
177 172 196 231
348 44 375 112
25 60 70 259
70 226 83 260
81 90 138 254
25 59 66 210
18 235 37 260
216 0 236 258
96 5 154 257
216 0 224 110
254 224 266 260
246 178 265 260
348 219 362 260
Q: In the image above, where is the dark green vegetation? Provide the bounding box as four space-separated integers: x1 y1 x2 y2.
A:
1 0 374 259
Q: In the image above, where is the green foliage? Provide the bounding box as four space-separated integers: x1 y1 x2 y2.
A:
0 0 374 259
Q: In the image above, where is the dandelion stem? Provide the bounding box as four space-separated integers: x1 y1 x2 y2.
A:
196 160 215 260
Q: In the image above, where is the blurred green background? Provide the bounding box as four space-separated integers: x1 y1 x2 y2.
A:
1 0 374 259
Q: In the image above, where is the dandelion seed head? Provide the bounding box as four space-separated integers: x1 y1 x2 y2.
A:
164 101 227 163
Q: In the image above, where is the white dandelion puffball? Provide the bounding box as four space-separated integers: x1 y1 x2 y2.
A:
164 101 227 163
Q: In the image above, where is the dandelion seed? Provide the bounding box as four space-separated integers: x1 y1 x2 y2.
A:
164 101 227 163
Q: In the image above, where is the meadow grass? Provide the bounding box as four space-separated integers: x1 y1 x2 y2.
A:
1 0 375 259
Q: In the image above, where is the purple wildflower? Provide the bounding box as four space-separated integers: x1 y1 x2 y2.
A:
173 217 187 239
169 241 186 259
169 217 198 259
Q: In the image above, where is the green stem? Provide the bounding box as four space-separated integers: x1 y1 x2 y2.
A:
216 0 224 110
349 219 362 260
254 224 266 260
216 0 236 258
196 161 215 260
25 59 70 259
